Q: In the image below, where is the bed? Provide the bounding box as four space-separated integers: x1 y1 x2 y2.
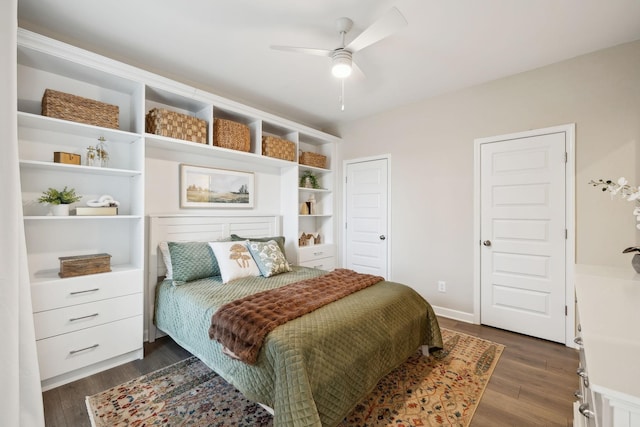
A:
147 215 442 427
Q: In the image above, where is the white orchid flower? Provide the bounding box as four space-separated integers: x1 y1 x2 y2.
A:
630 191 640 201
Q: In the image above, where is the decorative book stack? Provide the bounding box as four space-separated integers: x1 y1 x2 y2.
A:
74 206 118 216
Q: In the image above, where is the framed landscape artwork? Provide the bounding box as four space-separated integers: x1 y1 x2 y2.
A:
180 164 254 208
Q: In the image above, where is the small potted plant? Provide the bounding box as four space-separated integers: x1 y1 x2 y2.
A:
38 186 82 216
299 170 320 189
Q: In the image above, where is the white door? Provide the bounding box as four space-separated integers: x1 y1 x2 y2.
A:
345 158 389 278
480 132 566 343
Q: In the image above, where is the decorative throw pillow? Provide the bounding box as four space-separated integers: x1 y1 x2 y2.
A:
158 241 173 279
167 241 220 285
230 234 286 258
209 240 261 284
247 240 292 278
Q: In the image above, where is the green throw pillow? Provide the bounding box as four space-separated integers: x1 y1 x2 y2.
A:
247 240 292 278
167 241 219 285
230 234 286 257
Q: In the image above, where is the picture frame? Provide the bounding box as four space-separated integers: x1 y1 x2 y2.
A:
180 164 254 208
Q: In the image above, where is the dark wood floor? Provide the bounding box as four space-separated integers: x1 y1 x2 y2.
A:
42 317 579 426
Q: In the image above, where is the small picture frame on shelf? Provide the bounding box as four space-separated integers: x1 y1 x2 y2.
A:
180 164 254 208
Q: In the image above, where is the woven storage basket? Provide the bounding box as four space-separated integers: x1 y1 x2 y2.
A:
42 89 119 129
146 108 207 144
213 118 250 152
262 136 296 161
299 151 327 169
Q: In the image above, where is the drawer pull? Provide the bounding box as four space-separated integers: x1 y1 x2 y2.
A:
578 402 594 418
574 336 583 346
574 389 583 399
69 344 99 355
313 252 324 256
69 288 100 295
313 265 324 269
69 313 99 322
577 367 590 388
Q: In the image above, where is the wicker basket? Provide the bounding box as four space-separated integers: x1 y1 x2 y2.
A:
299 151 327 169
262 136 296 161
42 89 119 129
146 108 207 144
213 118 250 152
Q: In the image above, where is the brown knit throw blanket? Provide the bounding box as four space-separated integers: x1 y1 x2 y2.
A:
209 268 384 364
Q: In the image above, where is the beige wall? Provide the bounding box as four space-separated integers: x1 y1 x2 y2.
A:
335 40 640 317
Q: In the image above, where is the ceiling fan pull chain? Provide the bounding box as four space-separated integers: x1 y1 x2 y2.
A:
340 79 345 111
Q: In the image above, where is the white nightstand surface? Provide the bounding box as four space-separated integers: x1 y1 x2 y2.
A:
575 264 640 404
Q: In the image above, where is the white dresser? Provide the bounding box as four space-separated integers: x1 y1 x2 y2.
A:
574 265 640 427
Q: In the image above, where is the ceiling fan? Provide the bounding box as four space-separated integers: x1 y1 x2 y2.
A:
271 7 408 109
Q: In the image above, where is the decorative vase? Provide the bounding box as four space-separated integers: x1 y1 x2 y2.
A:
50 204 70 216
632 254 640 274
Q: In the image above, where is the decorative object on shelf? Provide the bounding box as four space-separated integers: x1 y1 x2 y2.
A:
300 170 321 189
306 194 316 215
86 146 97 166
300 202 309 215
58 253 112 278
622 247 640 274
299 151 327 169
42 88 119 129
53 151 81 165
299 232 321 246
146 108 207 144
262 136 296 161
37 186 82 216
86 194 120 207
96 136 109 167
180 164 254 208
213 118 250 152
74 206 118 216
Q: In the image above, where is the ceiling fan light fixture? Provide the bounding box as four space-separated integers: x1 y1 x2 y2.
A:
331 50 352 78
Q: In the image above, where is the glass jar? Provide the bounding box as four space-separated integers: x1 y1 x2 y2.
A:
96 137 109 168
86 146 96 167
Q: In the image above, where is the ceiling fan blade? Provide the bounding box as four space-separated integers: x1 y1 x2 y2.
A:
345 6 407 52
270 45 333 57
352 60 366 80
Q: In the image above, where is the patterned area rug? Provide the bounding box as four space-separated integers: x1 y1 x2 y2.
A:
86 329 503 427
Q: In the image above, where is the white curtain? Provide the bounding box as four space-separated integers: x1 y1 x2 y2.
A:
0 0 46 425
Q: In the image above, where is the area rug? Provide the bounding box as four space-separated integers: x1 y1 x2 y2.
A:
86 329 503 427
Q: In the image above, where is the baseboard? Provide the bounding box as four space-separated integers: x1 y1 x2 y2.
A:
432 305 476 324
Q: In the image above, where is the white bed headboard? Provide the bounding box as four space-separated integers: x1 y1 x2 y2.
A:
146 215 281 341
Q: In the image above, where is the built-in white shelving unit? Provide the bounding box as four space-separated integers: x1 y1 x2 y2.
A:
16 28 339 390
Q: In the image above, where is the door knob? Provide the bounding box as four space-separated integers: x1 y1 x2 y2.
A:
379 235 386 240
483 240 492 246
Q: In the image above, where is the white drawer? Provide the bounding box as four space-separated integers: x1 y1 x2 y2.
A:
298 244 335 263
37 315 142 381
299 257 336 271
33 293 143 340
31 268 143 312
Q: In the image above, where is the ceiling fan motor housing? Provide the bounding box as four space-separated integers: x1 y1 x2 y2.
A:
331 49 352 78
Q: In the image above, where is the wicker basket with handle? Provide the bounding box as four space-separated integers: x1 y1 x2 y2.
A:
262 136 296 161
213 118 250 152
299 151 327 169
42 89 119 129
146 108 207 144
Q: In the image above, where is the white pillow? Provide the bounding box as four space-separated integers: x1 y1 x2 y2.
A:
208 240 260 284
158 241 173 280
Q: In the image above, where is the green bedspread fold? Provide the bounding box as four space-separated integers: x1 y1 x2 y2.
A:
155 266 442 427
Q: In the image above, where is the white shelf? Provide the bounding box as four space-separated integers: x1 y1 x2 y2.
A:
30 264 140 284
19 160 141 177
298 187 330 192
145 134 295 169
18 112 141 143
23 215 142 220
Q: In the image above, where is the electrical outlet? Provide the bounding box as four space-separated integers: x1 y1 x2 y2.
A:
438 280 446 293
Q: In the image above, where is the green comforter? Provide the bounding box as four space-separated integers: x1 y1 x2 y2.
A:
154 266 442 427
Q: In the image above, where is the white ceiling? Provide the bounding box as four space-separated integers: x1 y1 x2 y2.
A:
17 0 640 132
